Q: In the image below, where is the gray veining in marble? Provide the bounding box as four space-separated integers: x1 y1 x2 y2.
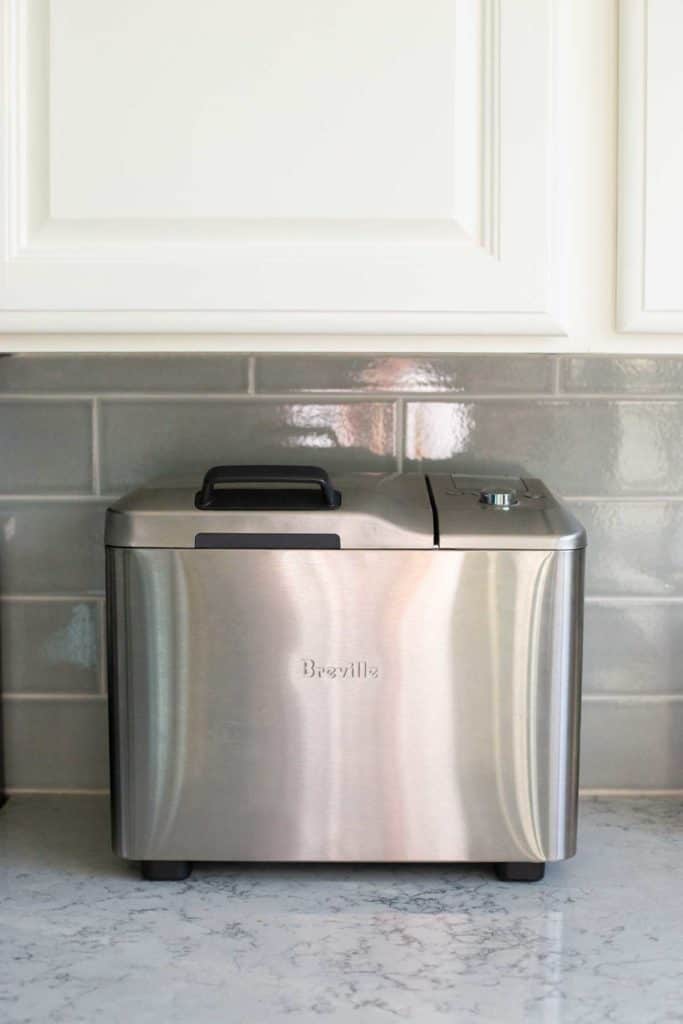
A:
1 796 682 1024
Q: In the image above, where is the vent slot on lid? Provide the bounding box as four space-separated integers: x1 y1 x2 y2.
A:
195 533 341 550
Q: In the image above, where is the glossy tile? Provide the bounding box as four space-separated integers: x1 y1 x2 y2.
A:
0 354 248 394
100 400 396 492
581 699 683 789
584 602 683 695
2 699 108 790
570 501 683 596
404 399 683 496
0 501 108 595
0 401 92 494
583 601 683 694
255 355 555 394
562 356 683 394
1 600 102 694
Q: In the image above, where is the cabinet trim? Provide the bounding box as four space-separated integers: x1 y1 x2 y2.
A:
617 0 683 332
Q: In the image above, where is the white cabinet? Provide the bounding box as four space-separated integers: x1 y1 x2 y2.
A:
618 0 683 332
0 0 568 335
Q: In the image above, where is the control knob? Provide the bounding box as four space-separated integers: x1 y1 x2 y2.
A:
479 488 518 509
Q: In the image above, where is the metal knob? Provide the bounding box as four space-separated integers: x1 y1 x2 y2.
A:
479 488 518 509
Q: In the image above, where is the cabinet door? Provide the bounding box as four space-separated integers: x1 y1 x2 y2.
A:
0 0 568 334
618 0 683 331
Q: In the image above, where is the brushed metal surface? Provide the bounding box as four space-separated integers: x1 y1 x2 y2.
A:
108 546 584 863
431 475 586 550
105 472 585 551
105 473 435 550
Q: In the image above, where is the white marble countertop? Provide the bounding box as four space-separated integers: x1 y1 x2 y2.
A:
1 796 681 1024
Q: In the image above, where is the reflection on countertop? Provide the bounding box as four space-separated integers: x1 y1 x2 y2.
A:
1 796 681 1023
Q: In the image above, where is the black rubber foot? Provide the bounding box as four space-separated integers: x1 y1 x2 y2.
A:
495 861 545 882
141 860 193 881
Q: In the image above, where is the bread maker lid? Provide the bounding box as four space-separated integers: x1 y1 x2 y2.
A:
105 469 586 551
430 474 586 550
105 471 436 549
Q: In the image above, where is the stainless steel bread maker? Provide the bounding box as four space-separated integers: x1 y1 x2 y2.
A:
106 466 586 882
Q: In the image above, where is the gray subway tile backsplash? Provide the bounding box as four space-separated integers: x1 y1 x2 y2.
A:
1 353 681 792
0 401 92 494
581 700 683 790
3 699 109 790
255 355 555 394
1 600 102 694
0 354 249 394
561 356 683 394
583 602 683 695
571 501 683 597
99 399 397 493
0 501 108 596
404 399 683 497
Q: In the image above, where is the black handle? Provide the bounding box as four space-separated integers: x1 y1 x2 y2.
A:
195 465 342 511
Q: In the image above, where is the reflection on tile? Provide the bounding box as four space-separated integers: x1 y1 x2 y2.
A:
0 502 108 595
562 357 683 394
570 501 683 596
581 699 683 789
405 400 683 496
1 600 102 693
100 400 396 492
0 401 92 494
255 355 555 394
3 699 108 789
0 355 248 394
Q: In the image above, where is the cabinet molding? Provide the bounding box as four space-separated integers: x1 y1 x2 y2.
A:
1 0 569 334
618 0 683 332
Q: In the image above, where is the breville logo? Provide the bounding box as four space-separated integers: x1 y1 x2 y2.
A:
302 658 379 680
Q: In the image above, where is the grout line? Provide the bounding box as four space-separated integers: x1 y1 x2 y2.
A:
396 392 683 402
5 788 110 796
0 395 96 402
0 494 118 502
399 390 683 402
552 357 562 394
4 390 683 401
98 599 107 697
2 391 411 402
13 489 683 501
247 355 256 394
91 398 101 495
580 788 683 798
2 693 107 702
564 495 683 503
0 392 255 401
1 488 681 505
0 593 105 603
395 399 405 473
585 595 683 604
583 693 683 704
134 392 410 403
4 492 683 503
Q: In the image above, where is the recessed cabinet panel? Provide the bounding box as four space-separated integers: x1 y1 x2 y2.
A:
618 0 683 331
49 0 459 222
0 0 567 333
